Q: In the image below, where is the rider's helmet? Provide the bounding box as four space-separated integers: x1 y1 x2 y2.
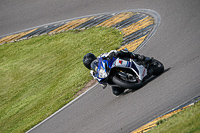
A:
83 53 97 70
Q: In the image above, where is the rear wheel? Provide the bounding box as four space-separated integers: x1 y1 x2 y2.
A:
149 59 164 75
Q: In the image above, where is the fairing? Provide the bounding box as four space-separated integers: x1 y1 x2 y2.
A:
94 57 147 83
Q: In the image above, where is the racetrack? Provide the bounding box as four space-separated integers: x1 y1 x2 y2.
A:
1 0 200 133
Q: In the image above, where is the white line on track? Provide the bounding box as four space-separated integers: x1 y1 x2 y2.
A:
26 83 98 133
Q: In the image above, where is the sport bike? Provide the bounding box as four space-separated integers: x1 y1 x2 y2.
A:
93 56 164 93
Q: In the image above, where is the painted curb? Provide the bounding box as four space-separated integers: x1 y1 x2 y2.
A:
0 9 160 53
131 95 200 133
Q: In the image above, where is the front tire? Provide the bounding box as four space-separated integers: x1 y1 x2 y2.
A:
112 75 142 89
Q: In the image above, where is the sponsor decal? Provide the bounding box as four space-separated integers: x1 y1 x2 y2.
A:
142 68 146 77
119 60 123 64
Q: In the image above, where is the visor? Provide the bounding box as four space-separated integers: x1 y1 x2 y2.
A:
90 59 98 72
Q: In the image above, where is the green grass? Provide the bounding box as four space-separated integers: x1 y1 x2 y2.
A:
148 101 200 133
0 27 123 133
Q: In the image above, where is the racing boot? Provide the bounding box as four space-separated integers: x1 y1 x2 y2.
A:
112 86 125 96
144 57 153 65
137 55 153 64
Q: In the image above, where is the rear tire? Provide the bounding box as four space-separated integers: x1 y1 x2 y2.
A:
150 59 164 75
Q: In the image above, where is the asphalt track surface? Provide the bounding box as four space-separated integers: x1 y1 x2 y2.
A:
1 0 200 133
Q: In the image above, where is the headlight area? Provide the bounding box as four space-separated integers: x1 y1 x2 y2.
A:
98 67 108 78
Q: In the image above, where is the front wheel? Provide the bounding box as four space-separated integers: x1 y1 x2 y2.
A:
112 75 142 89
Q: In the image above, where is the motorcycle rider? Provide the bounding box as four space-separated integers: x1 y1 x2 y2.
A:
83 48 152 96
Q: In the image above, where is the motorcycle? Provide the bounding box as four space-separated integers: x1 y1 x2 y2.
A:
91 56 164 95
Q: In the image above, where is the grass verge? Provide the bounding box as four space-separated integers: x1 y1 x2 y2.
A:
0 27 123 133
148 101 200 133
